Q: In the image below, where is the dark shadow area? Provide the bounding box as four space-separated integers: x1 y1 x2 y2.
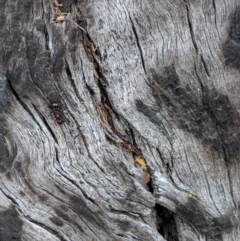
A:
155 204 178 241
0 206 23 241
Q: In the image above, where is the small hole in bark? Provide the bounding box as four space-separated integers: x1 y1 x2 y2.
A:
155 204 178 241
146 176 154 193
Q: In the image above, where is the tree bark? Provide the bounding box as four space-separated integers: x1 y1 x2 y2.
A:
0 0 240 240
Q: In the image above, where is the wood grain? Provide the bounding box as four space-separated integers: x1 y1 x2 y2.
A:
0 0 240 240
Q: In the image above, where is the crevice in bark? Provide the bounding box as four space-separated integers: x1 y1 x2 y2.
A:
82 71 95 97
155 203 179 241
64 58 85 104
6 75 41 129
212 0 217 31
41 186 66 204
65 106 96 158
80 23 153 189
32 103 59 144
26 217 67 241
185 4 198 53
1 188 20 208
215 124 236 207
127 127 152 187
55 158 96 205
129 15 146 75
146 178 154 193
200 55 210 77
43 26 50 51
55 147 61 165
49 216 63 227
108 207 142 219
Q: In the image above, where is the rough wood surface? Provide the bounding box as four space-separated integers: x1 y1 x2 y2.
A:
0 0 240 240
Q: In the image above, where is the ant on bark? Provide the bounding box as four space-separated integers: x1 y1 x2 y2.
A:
51 102 65 125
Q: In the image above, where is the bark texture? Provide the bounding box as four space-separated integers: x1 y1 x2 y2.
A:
0 0 240 240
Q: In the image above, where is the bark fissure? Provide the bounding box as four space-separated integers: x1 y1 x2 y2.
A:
54 162 96 205
80 24 153 188
2 1 240 240
6 76 42 129
200 55 210 77
185 4 198 53
1 188 20 209
26 217 67 241
44 26 50 51
65 107 95 158
155 204 179 241
129 15 146 75
32 103 59 144
212 0 219 38
64 59 84 103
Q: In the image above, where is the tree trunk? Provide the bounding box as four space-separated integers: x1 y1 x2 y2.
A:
0 0 239 240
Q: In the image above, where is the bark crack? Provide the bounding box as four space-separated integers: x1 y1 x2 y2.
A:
1 188 20 209
212 0 221 40
185 3 210 78
185 4 198 54
64 59 85 104
155 203 179 241
79 23 153 190
25 217 67 241
215 124 236 208
200 55 210 77
32 104 59 144
44 26 50 51
6 76 42 130
54 151 96 205
129 16 146 75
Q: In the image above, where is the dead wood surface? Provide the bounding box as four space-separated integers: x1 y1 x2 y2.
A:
0 0 240 240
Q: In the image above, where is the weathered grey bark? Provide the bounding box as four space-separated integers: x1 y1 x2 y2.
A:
0 0 240 240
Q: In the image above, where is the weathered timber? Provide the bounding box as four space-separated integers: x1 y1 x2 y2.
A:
0 0 240 240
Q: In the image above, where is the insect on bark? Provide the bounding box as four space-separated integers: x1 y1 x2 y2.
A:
51 102 65 125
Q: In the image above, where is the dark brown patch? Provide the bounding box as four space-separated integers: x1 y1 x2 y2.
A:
70 195 99 224
14 161 26 178
59 0 74 13
135 100 169 137
55 208 69 221
175 197 233 240
117 220 131 232
5 171 12 180
49 217 63 227
23 178 38 196
141 65 240 160
55 184 66 195
54 207 84 232
51 102 65 125
38 195 48 202
19 191 25 197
